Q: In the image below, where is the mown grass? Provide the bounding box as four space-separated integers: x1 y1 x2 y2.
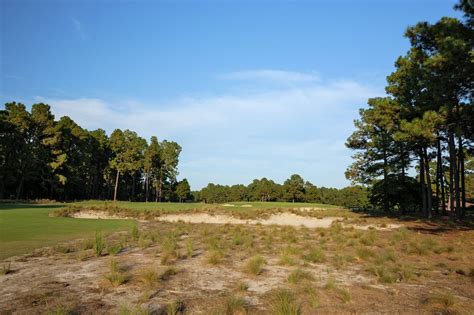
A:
0 203 135 259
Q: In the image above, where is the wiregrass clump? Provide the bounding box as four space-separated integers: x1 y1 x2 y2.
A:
270 289 302 315
244 255 266 276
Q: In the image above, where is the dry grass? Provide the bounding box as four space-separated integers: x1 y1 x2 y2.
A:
244 255 266 276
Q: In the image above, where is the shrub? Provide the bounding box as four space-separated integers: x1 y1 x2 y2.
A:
244 255 266 276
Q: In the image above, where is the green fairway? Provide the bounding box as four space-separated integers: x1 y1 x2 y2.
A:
0 203 135 259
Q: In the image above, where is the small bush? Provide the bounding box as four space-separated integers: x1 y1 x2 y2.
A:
270 289 302 315
288 268 314 284
244 255 266 276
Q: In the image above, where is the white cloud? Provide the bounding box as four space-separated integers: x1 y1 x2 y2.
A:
38 74 381 189
219 69 320 83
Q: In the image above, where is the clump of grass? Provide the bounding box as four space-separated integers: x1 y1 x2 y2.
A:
46 305 73 315
237 281 249 292
332 254 355 269
222 296 248 315
185 239 194 258
408 238 439 256
138 235 152 249
0 262 12 275
206 249 224 265
131 225 140 241
104 258 128 287
54 245 74 254
303 286 320 308
82 238 94 250
138 268 159 288
360 230 377 246
302 248 325 263
107 243 123 256
94 231 104 257
244 255 266 276
270 289 302 315
166 299 185 315
336 287 352 303
118 304 150 315
324 276 337 290
356 247 375 261
422 291 458 312
278 253 297 266
160 266 178 281
288 268 314 284
374 249 397 264
323 276 351 303
366 265 397 284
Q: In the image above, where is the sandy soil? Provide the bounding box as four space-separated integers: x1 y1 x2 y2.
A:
72 211 402 230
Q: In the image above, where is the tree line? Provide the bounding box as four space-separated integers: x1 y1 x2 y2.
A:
346 1 473 219
0 102 191 202
194 174 370 209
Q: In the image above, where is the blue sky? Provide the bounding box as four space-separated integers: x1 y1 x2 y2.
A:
1 0 461 190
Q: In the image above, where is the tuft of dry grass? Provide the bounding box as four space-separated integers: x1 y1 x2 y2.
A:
206 249 224 265
104 258 128 287
0 262 12 275
166 299 186 315
287 268 314 284
302 248 325 263
270 289 302 315
244 255 266 276
138 268 159 288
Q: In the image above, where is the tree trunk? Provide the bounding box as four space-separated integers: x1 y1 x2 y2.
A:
145 173 149 202
435 138 441 215
16 175 24 200
458 136 465 219
454 136 461 219
448 132 455 214
113 170 120 201
420 150 426 216
158 167 163 202
423 147 432 218
383 147 389 212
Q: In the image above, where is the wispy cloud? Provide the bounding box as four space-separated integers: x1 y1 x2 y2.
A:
71 17 86 40
219 69 320 83
38 72 381 189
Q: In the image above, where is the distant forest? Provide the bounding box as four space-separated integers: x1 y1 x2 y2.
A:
194 175 369 209
345 1 473 219
0 103 186 202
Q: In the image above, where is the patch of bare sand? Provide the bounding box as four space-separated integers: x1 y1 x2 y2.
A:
71 211 402 230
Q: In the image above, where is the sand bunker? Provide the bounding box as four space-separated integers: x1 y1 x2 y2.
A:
71 211 402 230
155 213 339 228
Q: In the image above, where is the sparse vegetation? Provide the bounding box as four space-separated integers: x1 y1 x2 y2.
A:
270 289 302 315
94 231 104 257
244 255 266 276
